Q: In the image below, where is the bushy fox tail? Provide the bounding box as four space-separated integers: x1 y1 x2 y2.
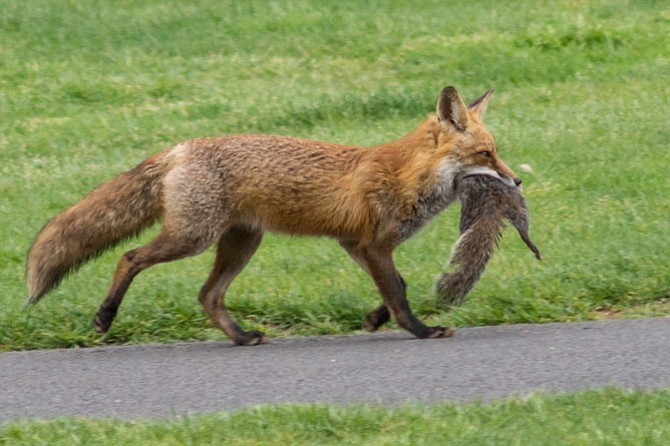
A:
26 157 167 304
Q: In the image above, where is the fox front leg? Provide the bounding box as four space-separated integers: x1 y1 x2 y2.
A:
359 247 453 339
340 240 399 332
362 275 408 332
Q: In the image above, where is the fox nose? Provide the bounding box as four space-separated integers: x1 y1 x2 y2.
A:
514 177 522 186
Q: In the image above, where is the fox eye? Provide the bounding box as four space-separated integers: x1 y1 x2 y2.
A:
479 150 492 158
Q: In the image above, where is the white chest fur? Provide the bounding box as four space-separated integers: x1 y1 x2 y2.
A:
396 160 460 242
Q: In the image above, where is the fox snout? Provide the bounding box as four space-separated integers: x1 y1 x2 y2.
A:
501 173 522 187
500 174 523 188
494 158 521 187
461 165 521 188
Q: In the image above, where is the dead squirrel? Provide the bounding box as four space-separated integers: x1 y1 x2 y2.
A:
435 174 541 307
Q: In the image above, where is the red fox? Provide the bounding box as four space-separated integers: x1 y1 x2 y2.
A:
26 86 522 346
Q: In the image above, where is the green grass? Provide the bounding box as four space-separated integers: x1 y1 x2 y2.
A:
1 0 669 350
2 388 670 445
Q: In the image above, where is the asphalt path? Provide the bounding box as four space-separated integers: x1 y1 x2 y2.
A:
1 317 668 421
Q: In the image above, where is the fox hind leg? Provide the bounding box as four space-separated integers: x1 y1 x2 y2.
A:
93 228 214 334
198 226 265 346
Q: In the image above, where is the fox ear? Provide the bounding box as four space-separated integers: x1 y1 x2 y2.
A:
437 86 469 132
468 89 494 120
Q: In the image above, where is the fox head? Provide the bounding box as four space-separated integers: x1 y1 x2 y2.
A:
435 86 521 187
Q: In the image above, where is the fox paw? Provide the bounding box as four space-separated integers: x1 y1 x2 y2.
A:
426 326 455 339
232 331 268 346
363 306 391 332
92 311 114 334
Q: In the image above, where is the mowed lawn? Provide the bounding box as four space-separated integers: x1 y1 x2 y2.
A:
2 388 670 445
1 0 668 351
